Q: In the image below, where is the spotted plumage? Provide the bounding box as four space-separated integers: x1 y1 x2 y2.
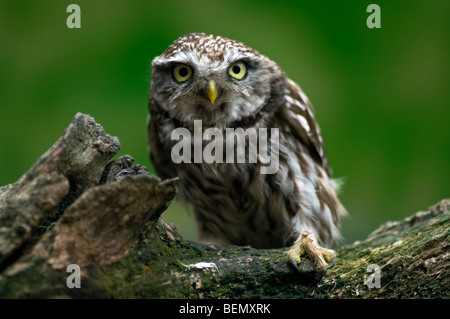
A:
148 33 346 271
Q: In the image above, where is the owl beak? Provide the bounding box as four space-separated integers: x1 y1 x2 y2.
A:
206 80 218 104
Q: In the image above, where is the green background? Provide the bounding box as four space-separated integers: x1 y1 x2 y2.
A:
1 1 449 246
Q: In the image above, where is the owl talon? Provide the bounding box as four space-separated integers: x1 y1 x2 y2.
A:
288 231 336 273
327 256 336 269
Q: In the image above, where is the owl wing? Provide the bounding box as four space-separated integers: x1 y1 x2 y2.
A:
282 78 331 176
147 106 178 180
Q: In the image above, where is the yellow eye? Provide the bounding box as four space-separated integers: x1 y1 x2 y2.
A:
228 61 247 80
173 64 193 82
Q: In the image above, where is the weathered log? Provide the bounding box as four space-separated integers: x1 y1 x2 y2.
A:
0 113 120 269
0 113 448 298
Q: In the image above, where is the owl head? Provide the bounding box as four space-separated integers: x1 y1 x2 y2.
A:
149 33 285 128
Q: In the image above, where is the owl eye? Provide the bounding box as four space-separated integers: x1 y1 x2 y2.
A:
228 61 247 80
173 64 193 82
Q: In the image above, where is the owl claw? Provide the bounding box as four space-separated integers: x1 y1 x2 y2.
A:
288 231 336 274
326 255 336 269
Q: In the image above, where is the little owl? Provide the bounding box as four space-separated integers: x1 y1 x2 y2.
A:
147 33 347 272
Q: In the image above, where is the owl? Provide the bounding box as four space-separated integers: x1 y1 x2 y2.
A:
147 33 346 272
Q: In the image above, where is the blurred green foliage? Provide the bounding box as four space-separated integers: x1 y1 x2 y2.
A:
0 1 449 245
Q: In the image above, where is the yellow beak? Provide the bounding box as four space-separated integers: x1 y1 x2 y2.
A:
206 80 217 104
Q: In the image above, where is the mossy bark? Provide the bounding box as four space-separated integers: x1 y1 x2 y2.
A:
0 113 448 298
